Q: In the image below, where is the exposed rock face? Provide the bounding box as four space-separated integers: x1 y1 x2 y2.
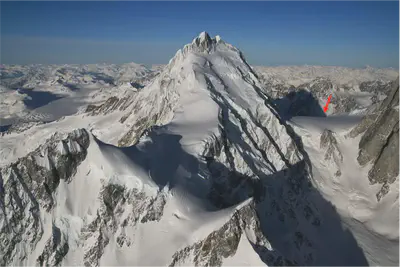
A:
197 103 321 265
85 95 133 116
349 77 399 201
1 121 45 136
359 80 395 96
0 127 170 266
330 94 360 114
36 223 70 266
81 183 167 267
169 198 313 267
320 129 343 176
169 201 296 267
301 77 333 96
0 129 90 265
169 156 321 266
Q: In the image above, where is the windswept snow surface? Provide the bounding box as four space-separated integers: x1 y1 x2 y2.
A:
222 234 266 266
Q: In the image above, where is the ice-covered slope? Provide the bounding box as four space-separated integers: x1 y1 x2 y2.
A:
0 32 395 266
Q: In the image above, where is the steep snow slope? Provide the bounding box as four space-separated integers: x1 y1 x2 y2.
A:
291 115 399 266
221 234 266 266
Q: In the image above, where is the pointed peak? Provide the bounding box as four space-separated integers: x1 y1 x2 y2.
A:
168 32 239 68
190 32 226 51
196 32 223 43
192 31 212 46
198 31 210 40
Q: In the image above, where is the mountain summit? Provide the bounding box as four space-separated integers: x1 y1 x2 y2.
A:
192 31 214 50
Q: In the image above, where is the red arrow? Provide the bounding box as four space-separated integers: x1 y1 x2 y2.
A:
323 95 332 113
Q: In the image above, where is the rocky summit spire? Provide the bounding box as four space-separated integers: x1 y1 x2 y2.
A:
168 32 228 67
191 31 214 52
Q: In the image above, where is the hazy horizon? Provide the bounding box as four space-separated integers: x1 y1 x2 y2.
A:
1 1 399 68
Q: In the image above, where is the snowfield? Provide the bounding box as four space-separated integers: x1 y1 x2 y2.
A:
0 32 398 266
290 115 399 266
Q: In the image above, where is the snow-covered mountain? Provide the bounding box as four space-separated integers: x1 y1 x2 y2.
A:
0 32 398 266
0 63 154 90
255 65 398 116
254 65 398 87
0 63 159 134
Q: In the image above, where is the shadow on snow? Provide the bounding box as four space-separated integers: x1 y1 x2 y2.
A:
96 126 368 266
273 89 327 121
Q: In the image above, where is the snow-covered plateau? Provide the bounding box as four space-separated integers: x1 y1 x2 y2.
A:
0 32 398 266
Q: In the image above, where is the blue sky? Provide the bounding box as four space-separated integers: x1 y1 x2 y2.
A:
1 1 399 68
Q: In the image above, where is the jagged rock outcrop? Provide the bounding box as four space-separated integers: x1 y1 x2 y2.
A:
349 77 399 201
169 201 280 267
0 129 89 265
81 183 167 267
36 223 70 266
300 77 333 96
1 121 45 136
85 95 133 116
320 129 343 176
359 79 395 96
0 127 172 266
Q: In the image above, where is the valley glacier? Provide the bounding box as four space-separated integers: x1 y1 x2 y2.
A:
0 32 398 266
